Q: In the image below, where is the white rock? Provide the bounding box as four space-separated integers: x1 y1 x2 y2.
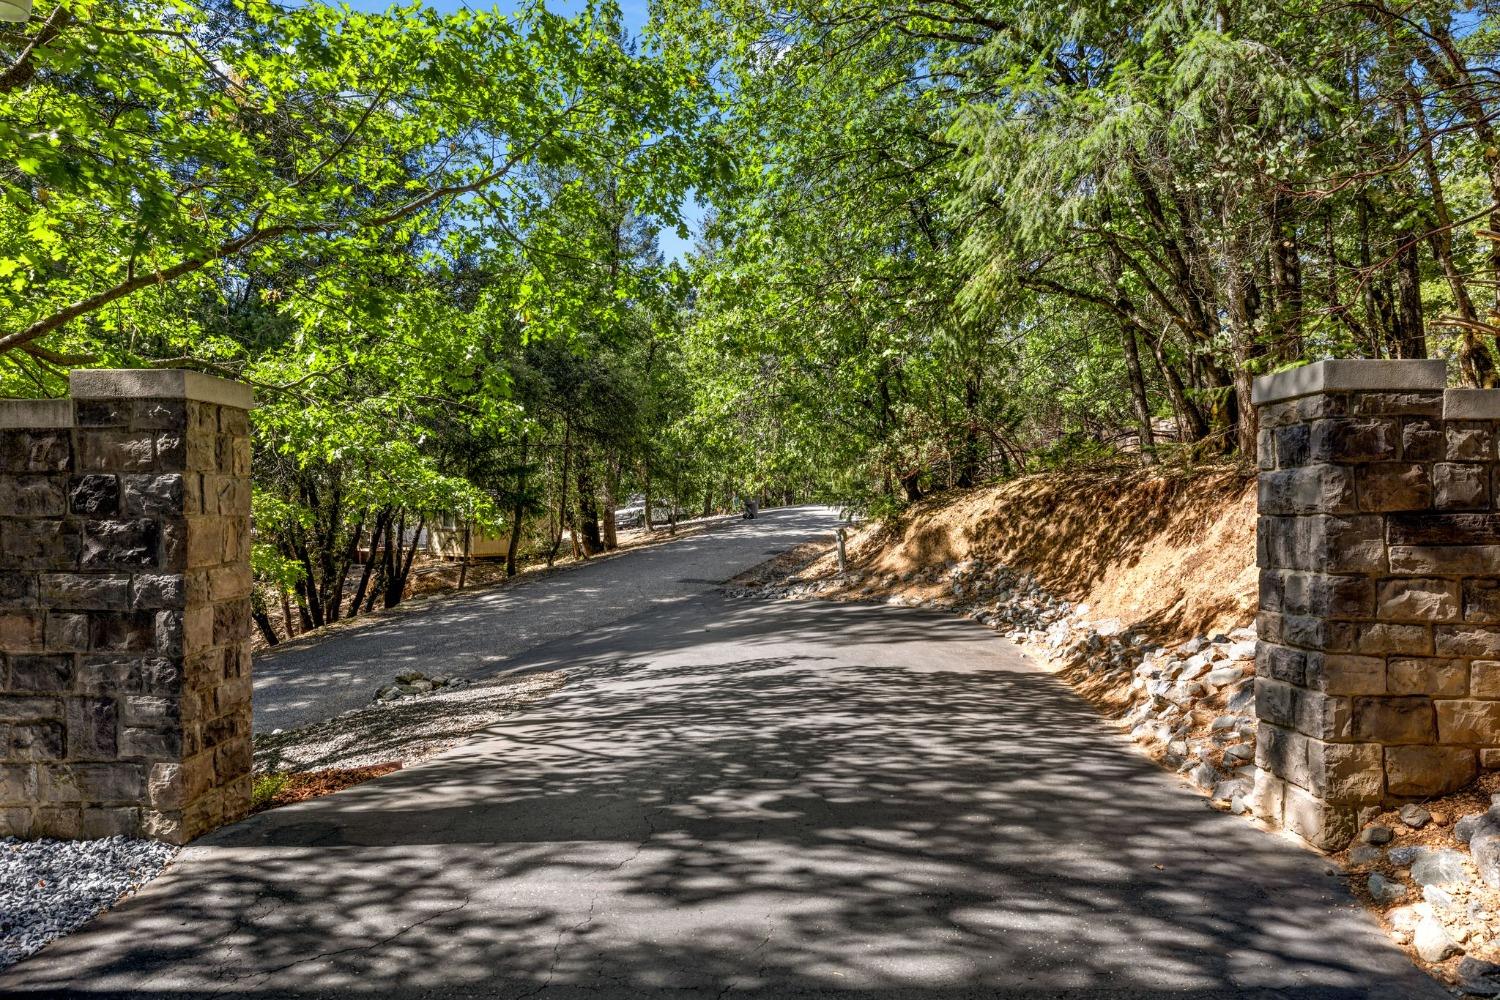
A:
1414 915 1463 962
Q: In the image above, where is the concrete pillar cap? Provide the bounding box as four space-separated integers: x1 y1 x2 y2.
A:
68 369 254 410
1252 359 1448 406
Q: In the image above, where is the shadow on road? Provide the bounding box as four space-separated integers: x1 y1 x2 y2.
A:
5 599 1442 999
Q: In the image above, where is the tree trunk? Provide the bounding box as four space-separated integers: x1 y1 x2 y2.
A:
576 459 603 557
253 609 280 647
1118 321 1155 463
457 521 471 590
348 508 389 618
547 421 572 567
601 457 619 551
506 436 528 578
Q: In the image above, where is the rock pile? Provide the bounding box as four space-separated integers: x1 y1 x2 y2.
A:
373 671 469 703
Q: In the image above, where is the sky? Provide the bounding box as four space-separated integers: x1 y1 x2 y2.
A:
326 0 701 262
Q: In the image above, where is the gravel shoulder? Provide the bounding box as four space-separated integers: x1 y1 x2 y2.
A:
254 670 568 772
0 836 176 972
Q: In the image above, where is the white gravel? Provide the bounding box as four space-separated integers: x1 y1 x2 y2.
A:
1 835 177 970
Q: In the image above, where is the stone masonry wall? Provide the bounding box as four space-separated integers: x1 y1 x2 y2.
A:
1251 359 1500 850
0 370 253 844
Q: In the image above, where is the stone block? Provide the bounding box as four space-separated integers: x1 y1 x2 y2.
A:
0 696 61 723
1386 745 1476 797
1307 740 1384 803
123 695 178 728
1309 419 1398 463
43 612 88 652
0 476 66 517
0 611 43 651
1257 643 1307 685
0 573 35 610
3 721 63 762
121 474 183 516
1256 722 1309 786
1467 580 1500 623
74 763 145 802
1448 423 1496 461
185 517 222 569
76 431 155 473
80 806 141 839
0 764 38 802
66 475 119 517
1388 658 1468 698
1257 428 1276 470
1259 466 1357 516
1354 697 1436 744
1437 625 1500 658
1353 389 1446 415
9 655 72 692
1436 463 1490 510
1326 621 1432 657
1246 767 1286 823
1306 653 1386 695
1 519 77 569
89 611 156 653
212 600 249 645
207 565 251 602
1355 463 1431 511
65 698 117 760
1283 783 1358 850
1285 572 1375 619
1403 419 1445 461
1377 578 1460 622
1437 700 1500 745
120 727 181 758
1257 514 1386 572
30 808 82 839
1294 689 1354 741
79 519 159 570
1474 661 1500 698
1483 748 1500 770
130 574 185 610
1259 394 1349 428
131 399 186 430
1392 545 1500 576
1389 512 1500 545
75 399 128 427
148 761 183 810
39 573 130 611
0 431 69 473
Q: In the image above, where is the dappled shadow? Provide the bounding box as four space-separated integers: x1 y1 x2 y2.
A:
250 505 842 733
4 599 1441 998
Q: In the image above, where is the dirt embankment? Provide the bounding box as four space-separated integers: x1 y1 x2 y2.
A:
817 465 1258 648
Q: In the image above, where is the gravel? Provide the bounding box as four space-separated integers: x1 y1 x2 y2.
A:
1 836 176 970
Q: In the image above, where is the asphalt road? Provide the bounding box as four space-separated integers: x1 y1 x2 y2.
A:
5 593 1444 998
252 505 844 732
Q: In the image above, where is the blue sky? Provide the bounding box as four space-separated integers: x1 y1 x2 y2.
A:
326 1 700 261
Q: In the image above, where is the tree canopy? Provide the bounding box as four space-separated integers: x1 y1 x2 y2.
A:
5 0 1500 631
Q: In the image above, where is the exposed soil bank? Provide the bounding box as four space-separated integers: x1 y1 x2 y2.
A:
804 464 1257 648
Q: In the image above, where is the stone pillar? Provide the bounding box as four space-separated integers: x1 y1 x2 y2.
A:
1250 358 1500 849
0 370 253 844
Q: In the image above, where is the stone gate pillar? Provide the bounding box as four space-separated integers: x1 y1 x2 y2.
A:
1251 358 1500 849
0 370 253 844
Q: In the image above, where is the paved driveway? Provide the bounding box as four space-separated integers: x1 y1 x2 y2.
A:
253 505 842 732
5 596 1444 999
